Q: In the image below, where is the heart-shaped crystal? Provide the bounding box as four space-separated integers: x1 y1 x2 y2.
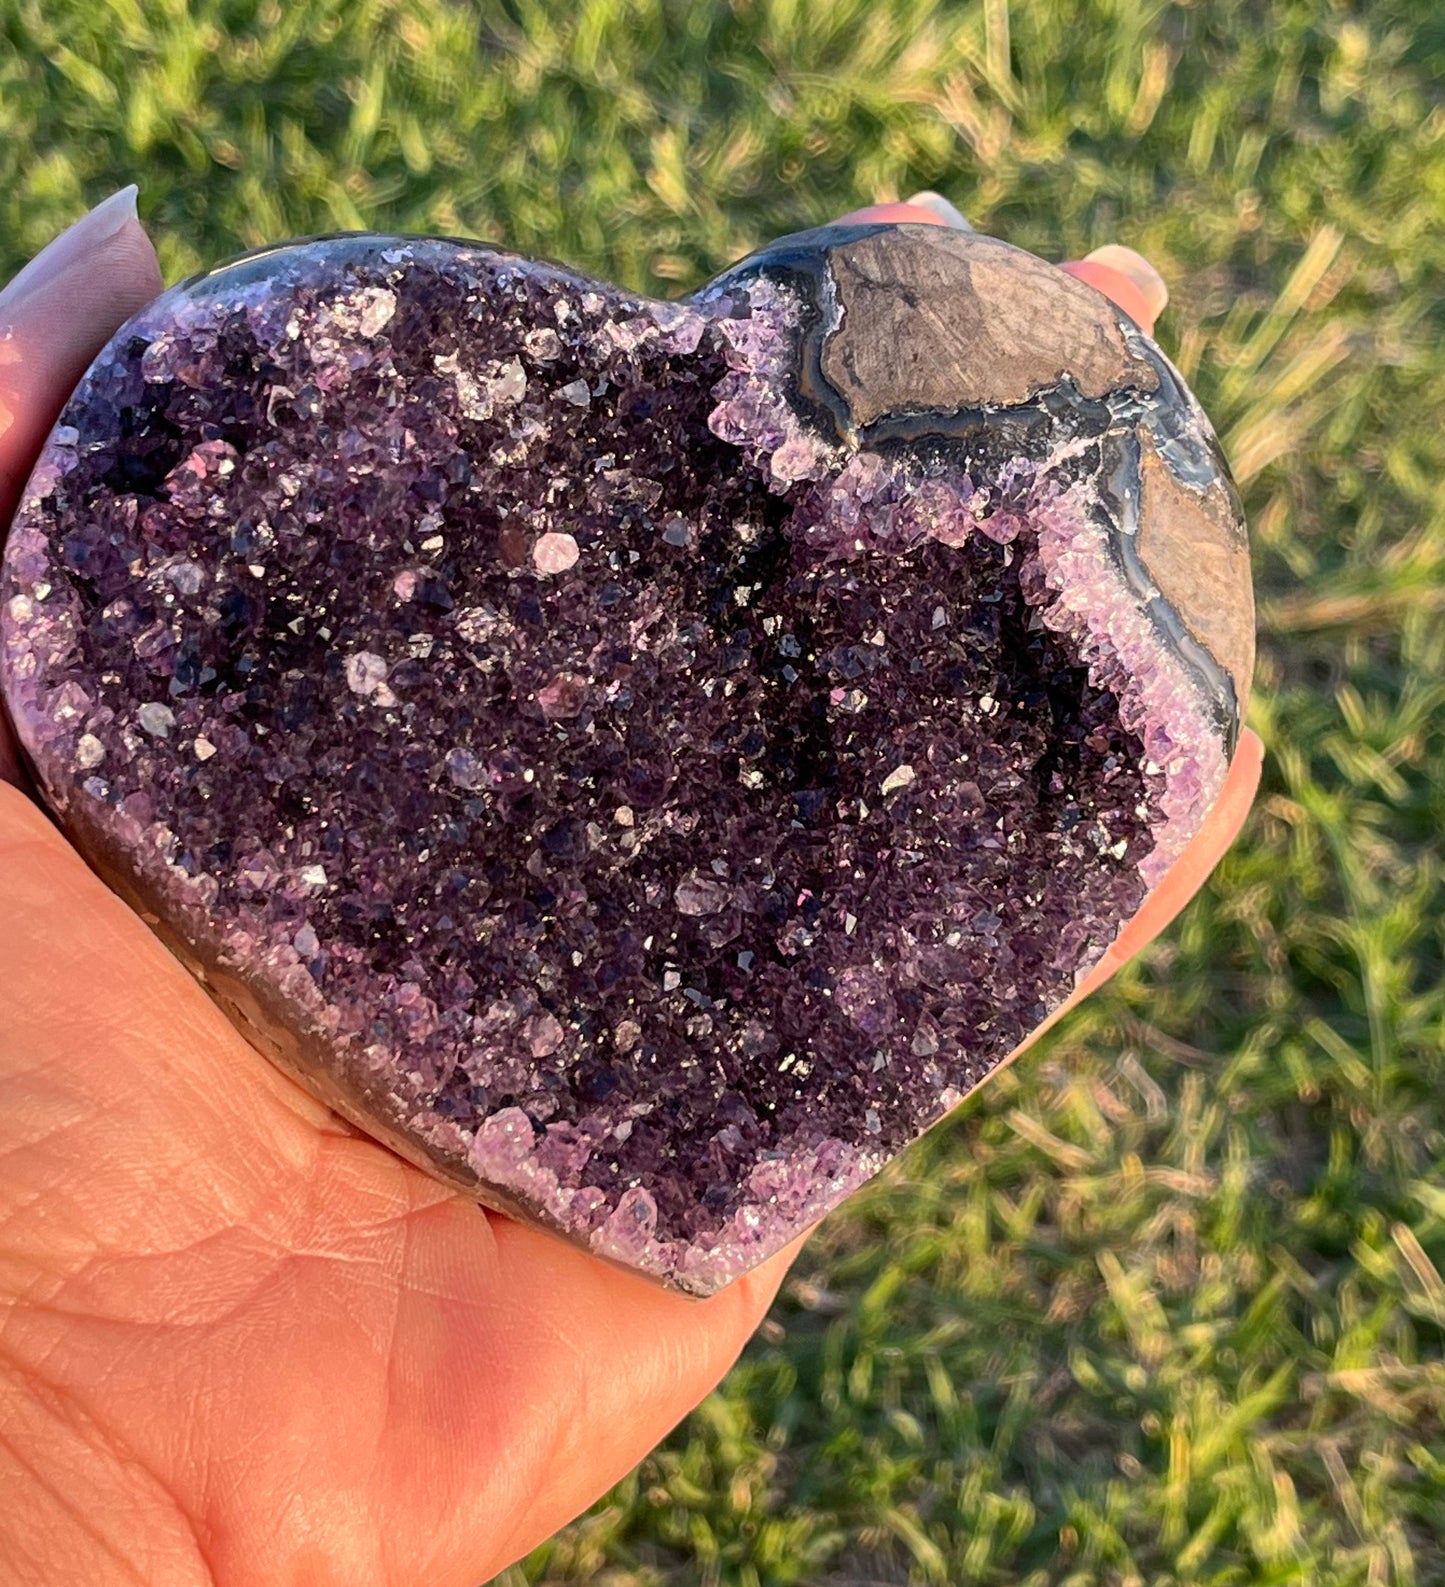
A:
0 223 1252 1293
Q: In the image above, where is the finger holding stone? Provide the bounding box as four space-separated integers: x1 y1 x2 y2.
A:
833 198 955 228
1059 244 1170 335
0 186 164 787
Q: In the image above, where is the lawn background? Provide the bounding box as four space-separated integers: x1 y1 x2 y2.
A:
2 0 1443 1582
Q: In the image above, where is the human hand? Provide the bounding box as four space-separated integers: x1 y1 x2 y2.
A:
0 194 1258 1585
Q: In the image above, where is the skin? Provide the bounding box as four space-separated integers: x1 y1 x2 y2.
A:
0 204 1261 1586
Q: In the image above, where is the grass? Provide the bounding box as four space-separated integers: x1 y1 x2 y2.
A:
3 0 1444 1580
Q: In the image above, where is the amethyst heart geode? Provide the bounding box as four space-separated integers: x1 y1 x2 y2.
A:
0 222 1253 1294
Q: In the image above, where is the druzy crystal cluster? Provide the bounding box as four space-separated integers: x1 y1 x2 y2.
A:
0 226 1252 1292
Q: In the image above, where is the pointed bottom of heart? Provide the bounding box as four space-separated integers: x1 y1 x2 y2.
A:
1 237 1230 1292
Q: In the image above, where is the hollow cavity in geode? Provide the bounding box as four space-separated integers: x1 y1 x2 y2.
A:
0 229 1247 1293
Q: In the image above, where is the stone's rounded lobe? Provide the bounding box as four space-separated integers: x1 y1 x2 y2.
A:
709 222 1255 733
813 225 1160 427
0 225 1252 1295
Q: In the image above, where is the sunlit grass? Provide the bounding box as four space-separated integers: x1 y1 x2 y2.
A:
4 1 1443 1581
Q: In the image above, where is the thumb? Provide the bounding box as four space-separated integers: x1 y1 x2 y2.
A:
0 184 164 786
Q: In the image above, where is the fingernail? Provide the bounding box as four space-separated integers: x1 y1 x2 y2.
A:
0 184 141 318
1082 244 1169 322
904 191 973 232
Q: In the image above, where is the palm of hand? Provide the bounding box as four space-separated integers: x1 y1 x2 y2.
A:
1 781 789 1586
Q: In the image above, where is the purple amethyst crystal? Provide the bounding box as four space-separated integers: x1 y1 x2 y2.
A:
0 223 1253 1294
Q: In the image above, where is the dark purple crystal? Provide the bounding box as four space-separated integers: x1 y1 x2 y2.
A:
0 226 1248 1292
